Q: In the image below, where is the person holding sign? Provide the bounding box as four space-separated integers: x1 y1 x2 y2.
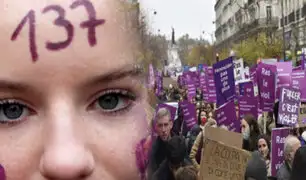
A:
241 114 260 152
0 0 151 180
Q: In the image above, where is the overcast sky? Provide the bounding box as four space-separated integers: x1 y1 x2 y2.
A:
141 0 215 42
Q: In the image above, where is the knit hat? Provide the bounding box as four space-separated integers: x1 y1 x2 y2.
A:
245 151 267 180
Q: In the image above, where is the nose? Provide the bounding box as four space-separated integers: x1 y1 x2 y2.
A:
39 100 94 179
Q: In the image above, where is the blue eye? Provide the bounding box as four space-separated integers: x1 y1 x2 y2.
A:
93 89 136 115
0 100 31 124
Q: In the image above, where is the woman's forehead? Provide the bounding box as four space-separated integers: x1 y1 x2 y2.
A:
0 0 139 78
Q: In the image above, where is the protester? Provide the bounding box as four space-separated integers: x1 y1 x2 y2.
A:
257 135 271 177
241 114 261 151
245 151 267 180
276 135 301 180
185 125 202 155
174 166 198 180
148 108 174 178
290 146 306 180
151 136 191 180
0 0 151 179
189 120 217 170
198 111 207 129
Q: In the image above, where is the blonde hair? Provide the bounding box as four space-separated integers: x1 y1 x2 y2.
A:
175 166 198 180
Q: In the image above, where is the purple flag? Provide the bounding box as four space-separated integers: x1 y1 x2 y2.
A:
213 57 236 107
257 63 277 111
275 62 292 99
238 96 258 120
215 100 240 133
271 128 290 177
278 87 301 126
250 65 259 97
291 70 306 102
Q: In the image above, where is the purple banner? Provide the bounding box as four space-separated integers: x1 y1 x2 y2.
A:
257 63 277 111
278 87 301 126
238 96 258 120
179 101 197 130
215 100 240 133
291 70 306 102
239 81 254 97
205 67 216 103
250 65 259 97
213 57 236 107
275 62 292 99
271 128 290 177
155 71 163 96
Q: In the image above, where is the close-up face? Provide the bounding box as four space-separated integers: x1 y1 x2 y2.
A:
258 138 269 159
155 115 172 141
0 0 149 180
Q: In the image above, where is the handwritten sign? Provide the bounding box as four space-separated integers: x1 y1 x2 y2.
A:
271 128 290 177
11 0 105 62
233 58 245 82
213 57 236 107
199 139 251 180
278 87 301 126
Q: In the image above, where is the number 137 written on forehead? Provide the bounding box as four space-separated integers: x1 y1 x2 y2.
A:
10 0 106 62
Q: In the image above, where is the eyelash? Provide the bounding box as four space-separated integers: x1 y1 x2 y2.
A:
0 89 137 125
0 99 33 125
89 89 137 116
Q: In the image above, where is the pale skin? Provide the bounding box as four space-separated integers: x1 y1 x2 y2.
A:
0 0 149 180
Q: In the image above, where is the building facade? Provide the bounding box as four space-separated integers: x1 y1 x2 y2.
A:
280 0 306 53
214 0 280 51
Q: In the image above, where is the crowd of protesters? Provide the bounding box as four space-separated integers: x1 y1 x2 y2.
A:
146 84 306 180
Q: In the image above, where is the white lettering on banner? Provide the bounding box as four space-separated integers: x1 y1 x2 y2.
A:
261 68 271 76
215 63 233 73
261 92 270 99
222 86 230 93
263 79 268 87
276 136 285 143
279 113 298 125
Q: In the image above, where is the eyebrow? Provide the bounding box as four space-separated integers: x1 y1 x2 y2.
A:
85 64 144 87
0 80 33 93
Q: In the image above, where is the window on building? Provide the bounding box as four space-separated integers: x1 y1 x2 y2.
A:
296 9 300 21
266 6 272 23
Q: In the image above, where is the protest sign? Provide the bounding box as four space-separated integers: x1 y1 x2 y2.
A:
271 128 290 177
148 64 155 89
179 101 197 130
275 62 292 99
215 100 240 133
155 71 163 96
257 63 277 111
199 139 251 180
250 65 259 97
278 87 301 126
204 126 242 148
238 96 258 120
213 57 236 107
239 81 254 97
233 58 245 82
206 67 217 103
291 70 306 102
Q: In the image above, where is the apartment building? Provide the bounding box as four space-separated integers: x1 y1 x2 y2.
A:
280 0 306 52
214 0 280 51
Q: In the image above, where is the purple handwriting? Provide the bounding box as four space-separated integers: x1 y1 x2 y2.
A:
11 0 105 62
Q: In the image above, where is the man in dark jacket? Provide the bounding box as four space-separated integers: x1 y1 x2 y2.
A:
148 108 174 179
290 146 306 180
151 136 191 180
